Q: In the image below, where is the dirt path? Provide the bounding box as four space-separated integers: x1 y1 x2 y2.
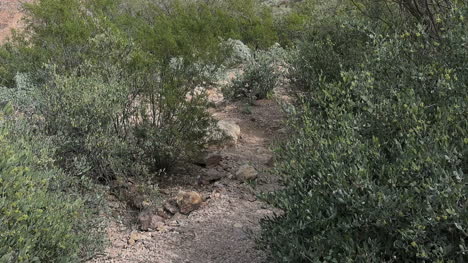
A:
90 89 286 263
1 3 288 260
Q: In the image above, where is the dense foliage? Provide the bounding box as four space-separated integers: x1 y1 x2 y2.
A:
1 0 467 262
0 0 279 179
259 1 467 262
224 43 288 103
0 105 103 263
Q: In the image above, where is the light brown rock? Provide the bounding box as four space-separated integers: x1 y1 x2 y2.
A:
217 120 241 144
176 191 204 215
157 207 172 219
128 231 144 246
236 164 258 181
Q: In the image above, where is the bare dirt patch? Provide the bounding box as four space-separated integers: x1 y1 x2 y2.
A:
0 0 30 43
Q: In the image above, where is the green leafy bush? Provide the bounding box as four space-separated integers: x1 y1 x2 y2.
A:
0 0 278 86
272 0 334 47
259 6 468 263
0 106 102 263
31 61 216 179
0 0 279 179
131 0 278 62
225 43 288 103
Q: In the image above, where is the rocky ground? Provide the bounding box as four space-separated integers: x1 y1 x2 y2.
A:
89 87 287 263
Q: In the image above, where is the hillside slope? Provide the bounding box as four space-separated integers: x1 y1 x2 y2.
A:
0 0 31 43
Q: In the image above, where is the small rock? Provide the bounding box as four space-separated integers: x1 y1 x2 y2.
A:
128 231 142 246
138 209 166 231
176 191 203 215
157 207 172 219
164 200 179 215
233 223 243 228
153 221 166 231
213 181 224 189
205 153 223 167
217 120 241 144
236 164 258 181
160 189 171 195
200 169 223 185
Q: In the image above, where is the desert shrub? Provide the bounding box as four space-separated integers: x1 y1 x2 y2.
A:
131 0 278 62
0 0 278 86
274 11 309 47
0 105 103 263
30 61 216 179
221 39 254 67
351 0 466 36
0 0 279 179
259 6 468 263
225 43 288 103
35 69 139 178
0 0 120 87
288 16 369 90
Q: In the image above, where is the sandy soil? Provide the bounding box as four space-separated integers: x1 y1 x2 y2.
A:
0 0 30 43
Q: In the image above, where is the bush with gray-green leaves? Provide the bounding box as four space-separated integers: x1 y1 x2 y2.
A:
0 0 279 261
0 105 103 263
259 3 468 262
0 0 280 179
225 43 289 103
